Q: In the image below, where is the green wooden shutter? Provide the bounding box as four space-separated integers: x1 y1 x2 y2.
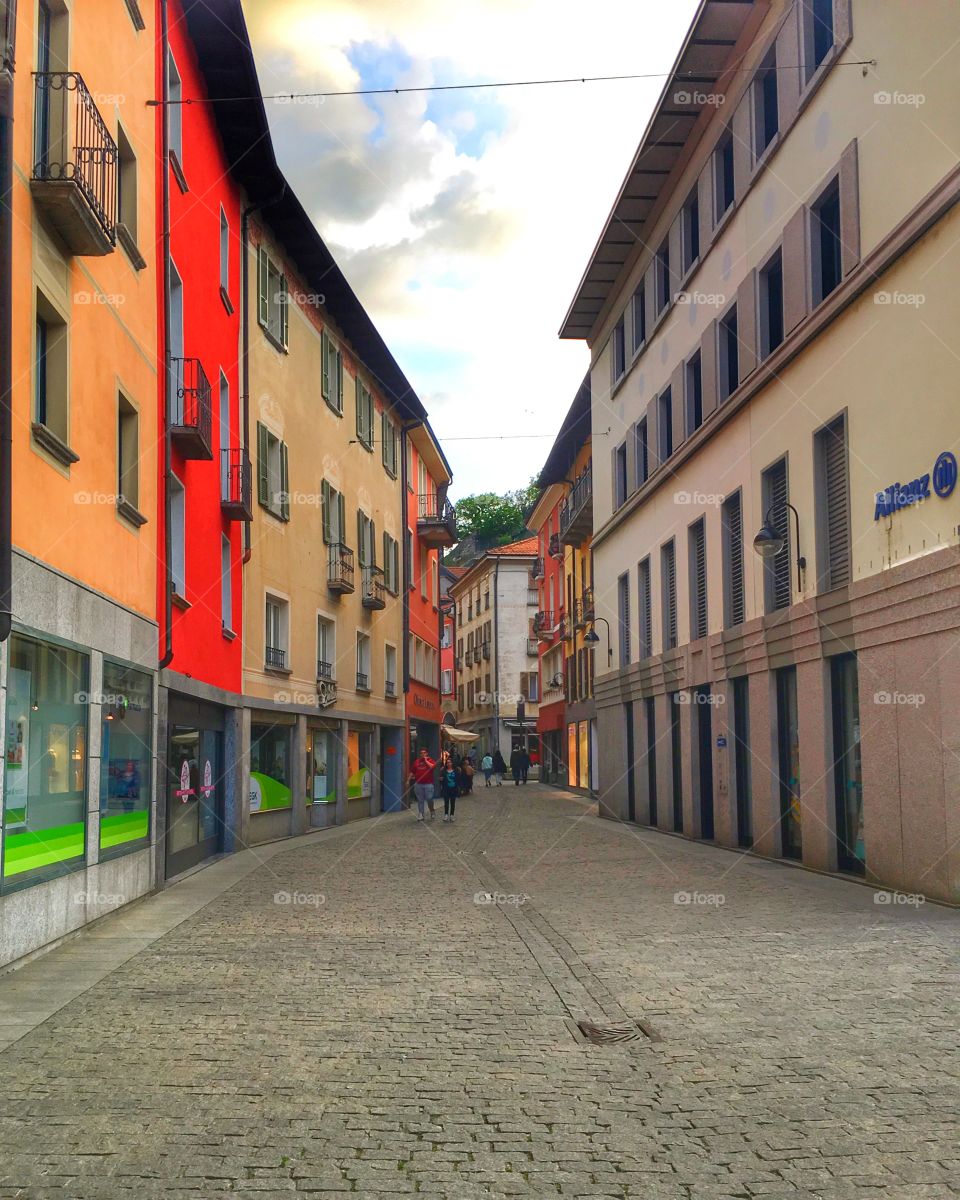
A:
257 422 269 505
382 531 390 589
335 349 343 413
355 378 363 442
321 333 329 401
380 411 387 467
337 493 346 547
370 520 377 566
257 247 269 328
321 480 331 543
279 441 289 520
279 274 289 348
393 539 400 594
357 511 365 566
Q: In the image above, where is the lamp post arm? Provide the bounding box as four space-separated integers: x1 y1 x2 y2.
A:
765 502 806 593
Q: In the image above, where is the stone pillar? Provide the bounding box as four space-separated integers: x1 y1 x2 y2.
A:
236 705 252 852
335 719 349 826
596 704 625 820
749 668 781 858
222 704 244 854
712 678 737 848
154 683 170 885
654 692 674 832
632 699 652 826
796 657 834 872
85 652 104 868
369 725 381 819
290 714 308 837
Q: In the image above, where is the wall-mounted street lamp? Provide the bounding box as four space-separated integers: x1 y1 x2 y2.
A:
583 616 613 666
753 502 806 592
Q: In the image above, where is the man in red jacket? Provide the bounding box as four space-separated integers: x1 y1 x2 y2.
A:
408 748 437 822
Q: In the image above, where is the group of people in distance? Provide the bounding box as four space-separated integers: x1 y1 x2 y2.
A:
407 743 534 824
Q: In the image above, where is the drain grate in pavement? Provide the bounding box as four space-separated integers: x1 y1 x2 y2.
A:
575 1019 660 1044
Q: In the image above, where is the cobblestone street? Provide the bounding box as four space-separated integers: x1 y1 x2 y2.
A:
0 785 957 1199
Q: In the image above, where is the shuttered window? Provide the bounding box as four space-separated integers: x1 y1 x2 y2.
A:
635 418 649 485
321 480 346 545
661 540 677 650
257 246 288 350
638 557 652 659
688 518 707 641
355 378 374 449
816 415 850 590
617 572 631 667
383 532 400 594
321 332 343 414
381 412 398 476
256 422 288 521
722 492 745 627
763 458 791 611
357 511 375 567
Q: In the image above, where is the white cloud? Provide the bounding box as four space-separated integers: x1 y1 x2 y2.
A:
242 0 700 498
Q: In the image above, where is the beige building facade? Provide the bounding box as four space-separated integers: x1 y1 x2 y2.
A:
563 0 960 901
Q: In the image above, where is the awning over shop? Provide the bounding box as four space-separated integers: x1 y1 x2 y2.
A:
441 727 481 744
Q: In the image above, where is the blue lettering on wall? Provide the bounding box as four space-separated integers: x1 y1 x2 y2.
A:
874 454 956 520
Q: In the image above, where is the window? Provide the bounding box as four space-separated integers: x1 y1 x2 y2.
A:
117 124 139 248
2 635 89 888
219 207 229 296
718 304 739 402
167 50 182 167
685 353 703 435
441 622 452 650
432 558 439 608
457 685 464 710
441 668 453 695
759 250 784 359
658 389 673 461
815 414 850 591
681 187 700 275
117 394 140 516
467 680 474 709
356 633 371 690
405 437 414 490
802 0 835 81
99 659 152 859
714 130 735 222
722 492 745 627
631 280 646 353
256 423 289 520
612 315 626 383
321 331 344 415
381 412 398 475
635 418 649 486
385 645 397 697
34 293 68 446
257 246 288 350
265 596 288 669
661 540 677 651
762 458 791 612
221 535 232 631
420 545 428 598
321 480 346 546
317 616 335 679
355 377 374 449
655 237 671 315
645 696 658 826
753 46 779 159
638 558 652 659
170 472 185 596
617 572 631 667
811 179 842 306
614 442 628 508
356 510 376 568
688 518 707 641
520 671 539 703
383 532 400 594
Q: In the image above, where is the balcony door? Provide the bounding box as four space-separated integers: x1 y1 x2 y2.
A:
168 259 183 422
219 372 230 497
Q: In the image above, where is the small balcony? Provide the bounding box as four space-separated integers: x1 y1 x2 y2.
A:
385 680 397 699
1 1 16 118
265 645 286 671
559 466 593 546
31 71 117 255
533 610 554 639
356 671 370 693
317 660 334 682
574 587 595 629
454 656 463 670
548 533 562 558
361 565 385 610
482 641 490 661
417 494 457 547
221 448 252 520
169 357 212 460
531 557 544 580
327 543 355 594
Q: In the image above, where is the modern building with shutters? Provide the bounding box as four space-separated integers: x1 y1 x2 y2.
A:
450 539 541 760
561 0 960 901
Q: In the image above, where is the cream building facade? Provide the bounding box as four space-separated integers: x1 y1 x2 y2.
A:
562 0 960 901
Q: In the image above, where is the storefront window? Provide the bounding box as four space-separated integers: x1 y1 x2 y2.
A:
307 727 337 803
99 661 152 858
578 721 590 790
250 723 292 812
347 728 373 800
2 635 89 888
566 723 577 788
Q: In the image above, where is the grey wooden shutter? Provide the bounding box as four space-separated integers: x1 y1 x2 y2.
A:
697 159 715 253
670 363 685 450
662 541 677 650
322 480 332 543
725 493 745 626
768 460 791 610
321 333 330 401
618 573 631 665
781 206 808 336
256 423 269 505
279 274 289 347
822 416 850 589
835 0 853 45
257 247 269 327
691 519 707 640
776 3 802 130
383 531 390 587
839 139 860 276
357 511 366 566
279 441 289 520
647 399 660 472
355 378 363 442
639 558 652 658
737 270 758 382
700 320 718 421
338 493 346 547
370 520 377 566
732 92 753 201
667 214 682 300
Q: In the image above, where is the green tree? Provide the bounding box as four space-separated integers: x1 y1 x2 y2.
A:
454 478 542 547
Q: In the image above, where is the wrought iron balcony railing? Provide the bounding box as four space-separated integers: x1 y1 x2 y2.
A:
221 448 252 520
356 671 370 692
327 543 355 594
169 357 212 460
265 645 286 671
361 565 386 610
482 641 490 660
559 466 593 545
417 493 457 546
1 2 17 115
31 71 117 255
531 556 544 580
533 610 554 638
317 660 334 681
574 589 596 629
385 680 397 698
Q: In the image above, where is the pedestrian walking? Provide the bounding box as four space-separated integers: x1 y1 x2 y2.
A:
510 747 523 786
520 748 531 784
441 753 459 822
407 748 436 822
492 750 506 786
481 752 494 786
462 757 475 794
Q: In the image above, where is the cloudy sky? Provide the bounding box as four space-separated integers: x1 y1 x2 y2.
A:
242 0 700 499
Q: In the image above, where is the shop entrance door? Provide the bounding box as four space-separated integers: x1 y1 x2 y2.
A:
166 716 224 879
695 686 715 840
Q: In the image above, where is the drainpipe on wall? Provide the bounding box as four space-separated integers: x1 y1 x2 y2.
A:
158 0 174 669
